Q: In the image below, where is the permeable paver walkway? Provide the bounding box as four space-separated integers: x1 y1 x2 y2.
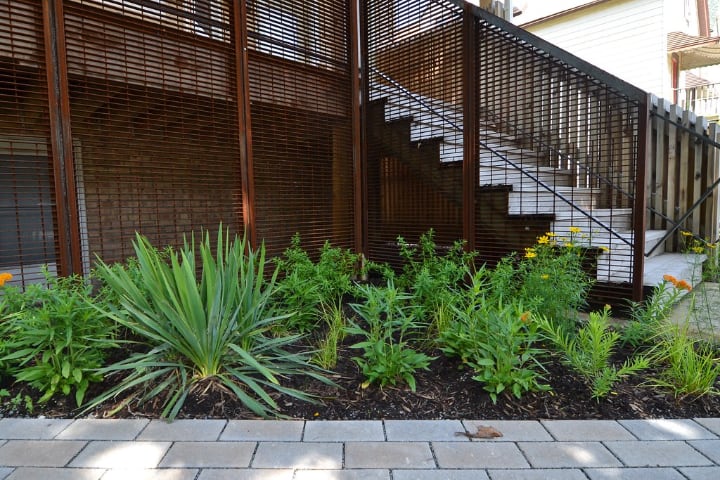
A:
1 418 719 479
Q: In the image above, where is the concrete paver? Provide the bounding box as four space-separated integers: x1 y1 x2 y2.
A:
0 440 86 467
541 420 636 441
433 442 529 469
518 441 622 468
605 440 714 467
618 419 717 440
345 441 435 469
0 418 718 476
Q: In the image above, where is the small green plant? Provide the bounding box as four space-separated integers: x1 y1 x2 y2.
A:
346 282 433 391
0 389 34 413
0 268 117 406
538 306 648 399
439 278 549 403
88 228 331 419
274 235 360 333
313 302 346 370
622 276 689 347
647 323 720 399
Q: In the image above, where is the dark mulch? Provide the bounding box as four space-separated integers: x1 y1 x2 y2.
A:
2 344 718 420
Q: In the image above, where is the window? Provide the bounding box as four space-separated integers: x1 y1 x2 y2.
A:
248 1 319 64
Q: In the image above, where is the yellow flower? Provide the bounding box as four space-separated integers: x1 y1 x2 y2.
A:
540 274 550 280
0 272 12 287
692 246 705 254
545 232 557 237
565 242 575 248
681 231 693 237
599 246 610 253
708 243 717 249
524 248 537 259
569 226 582 234
537 235 550 245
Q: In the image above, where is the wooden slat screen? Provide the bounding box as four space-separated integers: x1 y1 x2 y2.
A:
247 0 355 258
0 0 58 288
62 0 244 265
366 0 465 264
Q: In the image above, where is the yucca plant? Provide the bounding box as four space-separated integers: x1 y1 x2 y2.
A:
88 228 330 419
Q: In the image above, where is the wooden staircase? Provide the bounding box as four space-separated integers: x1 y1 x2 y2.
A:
369 86 703 287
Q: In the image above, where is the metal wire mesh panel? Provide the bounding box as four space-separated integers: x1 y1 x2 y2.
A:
473 15 642 299
366 0 465 265
247 0 355 258
0 0 58 288
62 0 244 265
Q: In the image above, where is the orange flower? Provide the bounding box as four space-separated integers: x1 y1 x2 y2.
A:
0 272 12 287
520 311 531 323
676 280 693 292
663 274 679 286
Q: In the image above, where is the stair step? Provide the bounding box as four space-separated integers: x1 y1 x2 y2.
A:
595 230 675 283
552 208 633 233
508 187 599 215
480 165 575 188
643 253 705 287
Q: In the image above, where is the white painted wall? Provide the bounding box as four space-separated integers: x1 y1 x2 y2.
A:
520 0 674 98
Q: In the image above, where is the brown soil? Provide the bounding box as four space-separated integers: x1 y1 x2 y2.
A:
2 343 718 421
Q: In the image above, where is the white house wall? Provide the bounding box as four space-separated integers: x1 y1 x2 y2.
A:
523 0 670 98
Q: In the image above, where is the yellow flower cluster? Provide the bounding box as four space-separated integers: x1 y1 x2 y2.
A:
524 247 537 259
0 272 12 287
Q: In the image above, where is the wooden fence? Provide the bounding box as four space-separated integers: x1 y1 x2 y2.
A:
648 95 720 251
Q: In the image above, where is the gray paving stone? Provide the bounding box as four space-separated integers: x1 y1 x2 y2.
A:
56 419 149 440
541 420 636 441
394 470 490 480
0 440 86 467
68 441 171 468
689 439 720 463
0 419 73 440
304 420 384 442
4 468 103 480
197 470 294 480
101 469 199 480
221 420 304 441
518 441 621 468
462 420 553 442
605 440 713 467
0 468 11 480
295 469 391 479
679 466 720 480
345 441 435 469
136 419 226 441
252 442 342 469
159 441 255 468
585 467 686 479
618 419 717 440
384 420 465 441
694 418 720 436
488 470 587 480
433 442 529 469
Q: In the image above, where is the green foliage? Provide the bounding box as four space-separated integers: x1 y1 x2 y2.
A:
0 389 33 414
273 234 360 333
313 302 346 370
396 229 476 321
346 282 433 392
88 228 331 419
622 279 684 347
0 268 117 406
538 306 648 399
438 275 548 403
647 324 720 399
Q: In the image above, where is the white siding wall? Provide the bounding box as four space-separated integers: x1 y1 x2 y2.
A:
524 0 670 98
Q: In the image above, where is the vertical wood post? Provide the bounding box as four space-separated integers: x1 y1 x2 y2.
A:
233 0 257 247
351 0 368 257
632 94 651 302
42 0 82 276
462 5 477 251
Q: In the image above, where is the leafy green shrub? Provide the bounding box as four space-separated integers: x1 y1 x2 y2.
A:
89 228 330 419
395 229 476 323
346 282 433 391
273 235 360 333
538 306 648 399
439 274 548 403
0 268 117 406
647 324 720 399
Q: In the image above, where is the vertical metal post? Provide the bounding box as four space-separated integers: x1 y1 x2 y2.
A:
233 0 257 247
462 5 478 251
42 0 82 276
632 94 651 301
352 0 368 257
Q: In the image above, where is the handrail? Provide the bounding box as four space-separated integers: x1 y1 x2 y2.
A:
370 66 633 247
